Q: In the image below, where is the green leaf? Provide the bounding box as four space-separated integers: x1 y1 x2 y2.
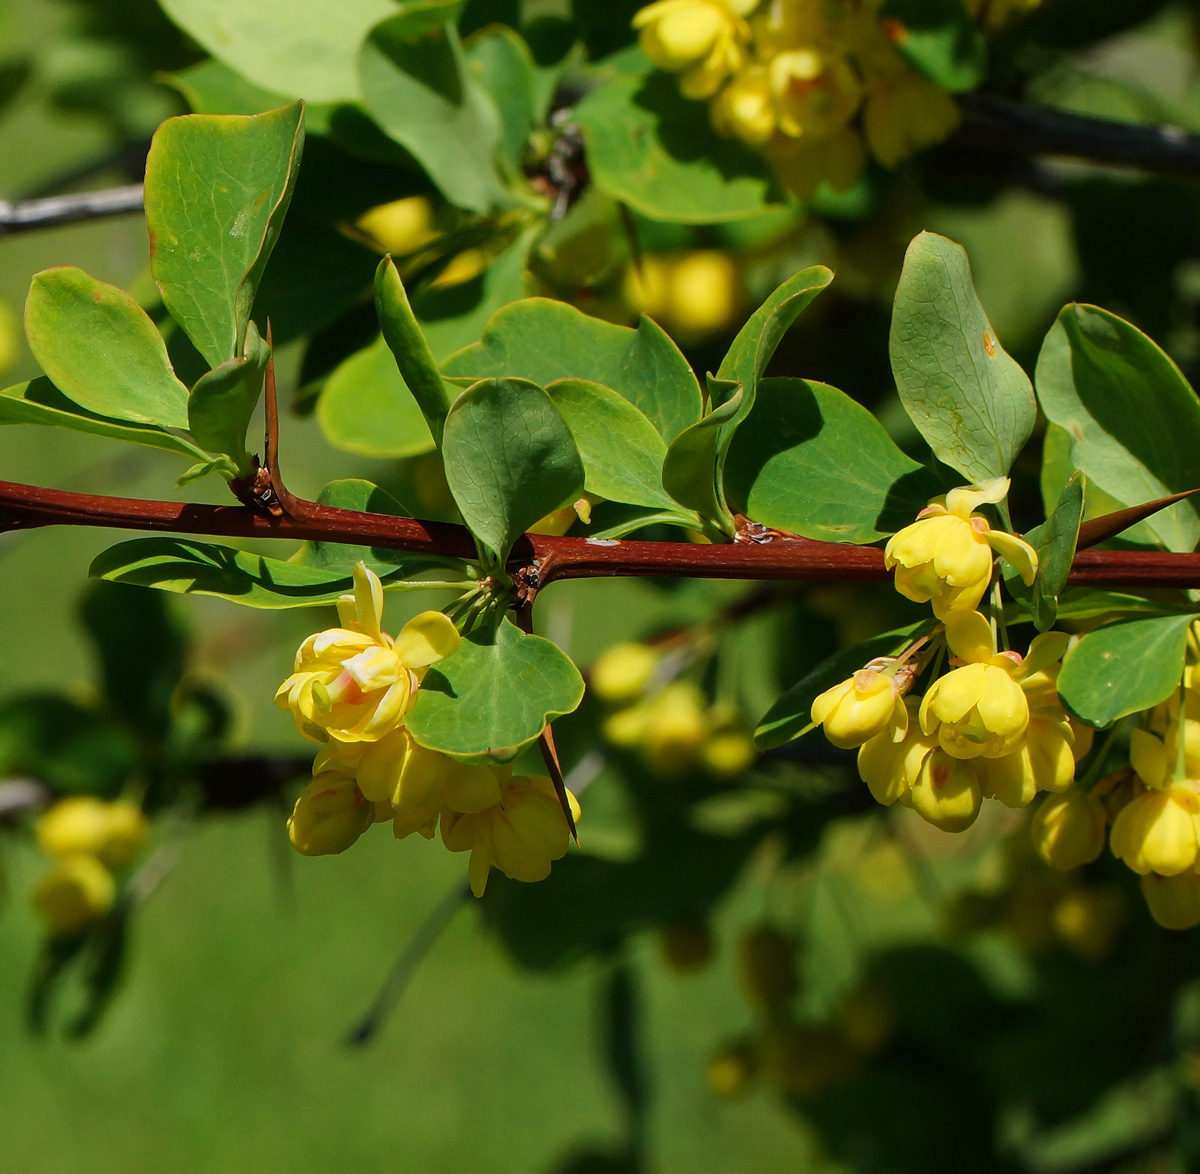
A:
574 70 780 223
546 378 676 510
186 322 269 473
441 377 585 567
889 231 1036 483
1016 473 1084 632
164 58 293 116
25 268 190 429
145 101 304 369
0 378 216 465
90 538 455 609
880 0 985 92
442 296 702 443
318 335 435 459
1035 304 1200 552
359 15 507 213
464 25 537 177
1057 614 1196 728
157 0 396 103
661 380 743 530
406 615 584 764
755 623 928 750
415 224 539 361
376 257 457 446
579 501 702 540
724 378 937 543
79 582 186 741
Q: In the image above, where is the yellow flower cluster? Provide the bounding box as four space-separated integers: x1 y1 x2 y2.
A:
276 563 579 898
633 0 998 197
592 641 757 776
814 479 1102 834
31 796 147 938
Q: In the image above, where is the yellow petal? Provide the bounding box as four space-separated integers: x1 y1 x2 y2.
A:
1130 727 1170 789
927 663 986 725
1021 631 1070 678
986 531 1038 585
352 561 385 641
943 610 995 664
395 610 461 668
944 477 1009 518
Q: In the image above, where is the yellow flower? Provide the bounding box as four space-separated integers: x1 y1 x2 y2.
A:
813 666 907 750
642 681 711 773
1110 782 1200 876
981 709 1078 807
862 72 959 168
701 728 757 777
884 477 1036 617
857 702 938 806
340 729 504 840
1140 871 1200 930
355 196 438 256
1031 789 1106 871
633 0 755 99
712 65 776 143
591 642 659 705
32 855 115 938
908 747 983 831
919 611 1030 759
275 562 459 744
287 768 376 857
768 47 861 139
36 796 148 869
441 775 580 898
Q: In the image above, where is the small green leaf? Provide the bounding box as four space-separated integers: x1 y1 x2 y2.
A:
1035 304 1200 552
25 268 190 428
1016 473 1084 632
406 615 585 764
890 231 1036 482
145 101 304 368
90 538 454 609
724 378 937 543
376 257 456 446
661 381 743 531
546 378 676 510
442 296 701 443
157 0 396 103
360 15 507 213
574 70 780 223
164 58 292 116
0 378 216 465
441 377 585 567
1058 614 1196 728
318 335 435 459
580 501 702 540
186 322 270 473
755 623 929 749
880 0 985 92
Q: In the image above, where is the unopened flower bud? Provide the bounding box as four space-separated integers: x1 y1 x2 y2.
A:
909 749 983 832
591 643 658 705
1031 789 1106 871
287 771 375 857
1141 871 1200 930
32 855 115 938
812 669 902 750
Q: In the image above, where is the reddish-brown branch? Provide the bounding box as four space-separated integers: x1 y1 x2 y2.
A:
3 478 1200 588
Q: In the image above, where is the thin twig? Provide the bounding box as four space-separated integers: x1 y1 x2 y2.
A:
0 184 145 236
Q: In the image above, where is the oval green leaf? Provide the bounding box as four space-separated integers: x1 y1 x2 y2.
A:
1057 613 1196 728
546 378 675 510
145 101 304 369
187 322 270 472
406 615 585 764
1035 304 1200 552
889 231 1035 482
25 267 190 429
724 378 937 543
441 377 585 567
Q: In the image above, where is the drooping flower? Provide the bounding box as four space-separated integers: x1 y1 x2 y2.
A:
1031 789 1106 871
883 478 1036 618
857 700 937 807
36 796 147 869
812 663 908 750
1140 871 1200 930
275 562 459 744
711 65 776 143
287 767 377 857
591 642 659 706
919 610 1030 759
908 747 983 831
32 855 116 937
441 774 580 898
